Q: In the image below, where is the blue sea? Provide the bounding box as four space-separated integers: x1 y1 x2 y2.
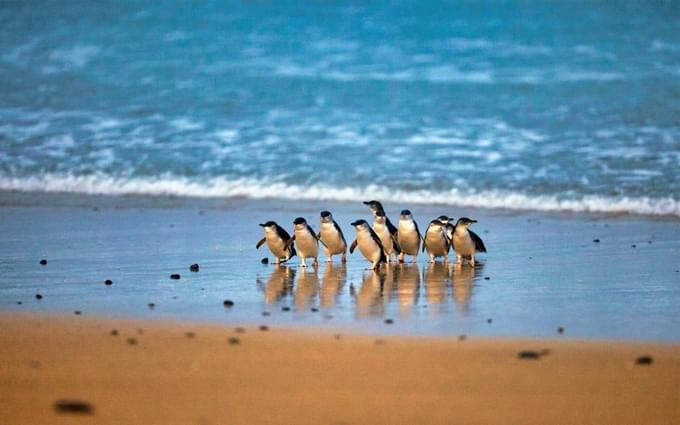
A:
1 1 679 216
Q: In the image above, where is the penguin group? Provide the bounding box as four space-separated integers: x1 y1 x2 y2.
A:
256 200 486 270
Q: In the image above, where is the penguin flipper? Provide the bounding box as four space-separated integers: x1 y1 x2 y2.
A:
333 220 348 248
386 217 398 236
469 230 487 253
283 235 296 251
349 239 358 254
256 237 266 249
391 233 401 253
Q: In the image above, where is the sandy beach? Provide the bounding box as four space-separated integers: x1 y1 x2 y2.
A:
1 313 678 425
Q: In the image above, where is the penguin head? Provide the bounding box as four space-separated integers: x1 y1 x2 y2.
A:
259 221 278 231
400 209 413 220
293 217 307 228
363 200 384 215
351 219 370 230
455 217 477 227
437 215 450 224
374 210 386 224
428 219 444 231
320 210 333 223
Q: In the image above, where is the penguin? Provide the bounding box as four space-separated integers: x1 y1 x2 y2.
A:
363 200 398 236
372 209 401 261
438 215 456 243
256 221 296 264
422 219 450 263
349 219 388 270
452 217 487 267
318 210 347 263
397 209 422 263
284 217 325 267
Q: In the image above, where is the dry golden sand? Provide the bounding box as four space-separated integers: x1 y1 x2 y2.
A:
0 314 678 425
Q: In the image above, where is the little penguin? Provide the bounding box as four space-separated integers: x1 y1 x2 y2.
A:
349 219 388 270
284 217 325 267
452 217 487 266
397 209 422 263
256 221 296 264
373 210 401 261
318 210 347 263
363 200 398 236
438 215 456 242
423 219 450 263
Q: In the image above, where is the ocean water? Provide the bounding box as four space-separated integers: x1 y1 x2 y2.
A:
1 1 679 216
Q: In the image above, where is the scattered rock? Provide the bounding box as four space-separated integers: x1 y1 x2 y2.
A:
228 337 240 345
631 244 637 248
126 338 138 345
40 259 47 265
517 350 541 360
110 329 118 336
282 306 291 312
223 299 235 307
185 332 195 339
17 301 22 305
484 276 490 280
486 318 493 324
593 239 600 243
323 314 333 319
35 293 43 300
635 355 653 365
557 326 565 334
190 264 199 272
147 303 155 309
310 307 319 312
259 325 269 331
458 335 467 341
261 257 269 264
170 274 181 280
104 279 113 286
647 240 652 244
384 318 394 324
74 310 81 315
262 311 271 316
235 327 245 333
54 400 94 415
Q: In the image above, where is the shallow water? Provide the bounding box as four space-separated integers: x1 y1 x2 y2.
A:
1 1 679 215
1 202 678 341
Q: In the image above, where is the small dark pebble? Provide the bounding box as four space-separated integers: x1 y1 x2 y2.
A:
190 263 199 272
39 259 47 265
486 318 493 323
375 339 386 346
74 310 81 315
528 256 533 260
261 257 269 264
635 355 653 365
458 335 467 341
557 326 565 334
54 400 94 415
593 239 600 243
518 350 541 359
631 244 636 248
170 273 181 280
110 329 118 336
310 307 319 312
647 240 652 244
185 332 195 338
324 314 333 319
104 279 112 286
540 349 551 356
259 325 269 331
262 311 271 316
282 306 291 312
384 318 394 324
223 299 235 307
235 327 245 333
228 337 240 345
148 303 155 309
126 338 138 345
137 328 144 335
17 301 22 305
35 293 43 300
484 276 490 280
334 334 342 340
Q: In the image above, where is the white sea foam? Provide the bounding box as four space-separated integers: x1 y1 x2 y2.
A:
0 174 678 217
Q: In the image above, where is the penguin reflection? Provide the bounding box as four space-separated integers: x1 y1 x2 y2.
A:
320 263 347 309
356 270 387 318
295 266 319 309
451 262 482 314
262 265 296 304
423 262 450 307
394 263 420 315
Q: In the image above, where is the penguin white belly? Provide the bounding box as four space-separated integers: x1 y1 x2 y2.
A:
453 231 475 257
320 223 345 255
398 230 420 255
373 224 394 254
357 233 382 263
265 234 288 258
295 233 319 258
425 234 447 256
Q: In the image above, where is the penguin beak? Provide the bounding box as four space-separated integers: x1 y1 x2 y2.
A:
258 223 266 227
350 220 360 226
362 201 371 206
470 220 478 224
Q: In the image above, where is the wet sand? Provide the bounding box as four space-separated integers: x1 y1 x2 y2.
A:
1 313 678 425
